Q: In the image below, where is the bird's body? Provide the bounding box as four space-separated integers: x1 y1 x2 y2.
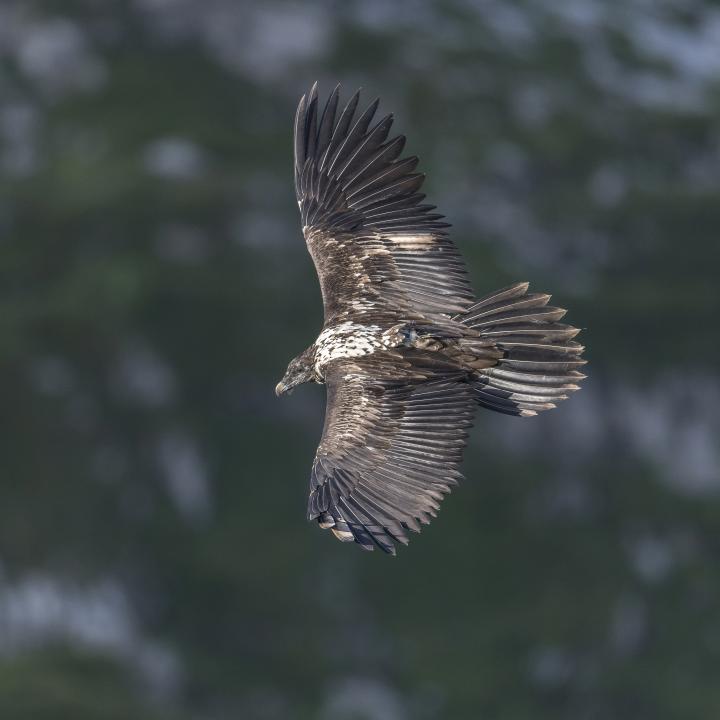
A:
276 83 586 554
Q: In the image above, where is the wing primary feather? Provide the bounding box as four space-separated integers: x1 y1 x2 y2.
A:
345 156 420 201
343 135 407 192
335 113 394 184
294 93 307 182
304 84 319 168
326 97 380 177
316 83 340 160
319 88 361 172
352 173 426 208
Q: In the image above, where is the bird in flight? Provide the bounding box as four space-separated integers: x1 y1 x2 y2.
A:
276 83 586 554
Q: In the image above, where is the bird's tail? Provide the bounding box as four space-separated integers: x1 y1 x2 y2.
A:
455 282 586 416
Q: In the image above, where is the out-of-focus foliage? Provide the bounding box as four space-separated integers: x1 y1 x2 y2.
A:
0 1 719 719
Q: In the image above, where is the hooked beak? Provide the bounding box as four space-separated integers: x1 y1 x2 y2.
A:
275 380 291 397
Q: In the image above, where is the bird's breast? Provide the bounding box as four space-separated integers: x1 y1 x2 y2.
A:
313 322 388 375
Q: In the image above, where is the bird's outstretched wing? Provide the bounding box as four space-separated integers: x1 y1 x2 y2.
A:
294 83 475 322
308 352 476 554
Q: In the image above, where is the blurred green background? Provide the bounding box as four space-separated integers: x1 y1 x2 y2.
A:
1 1 719 718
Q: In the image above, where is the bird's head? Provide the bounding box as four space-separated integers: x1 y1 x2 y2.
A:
275 349 316 396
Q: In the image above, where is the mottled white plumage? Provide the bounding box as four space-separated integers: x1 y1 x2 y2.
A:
313 322 385 376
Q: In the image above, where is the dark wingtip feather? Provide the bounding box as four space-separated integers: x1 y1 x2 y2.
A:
316 84 340 159
294 93 307 172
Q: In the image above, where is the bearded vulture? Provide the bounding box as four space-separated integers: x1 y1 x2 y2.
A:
276 83 586 554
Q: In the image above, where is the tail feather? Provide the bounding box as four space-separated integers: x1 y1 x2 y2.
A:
462 292 551 323
480 322 580 340
457 282 586 417
460 281 529 310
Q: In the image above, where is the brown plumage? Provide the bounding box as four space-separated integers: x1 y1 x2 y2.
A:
276 83 586 554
